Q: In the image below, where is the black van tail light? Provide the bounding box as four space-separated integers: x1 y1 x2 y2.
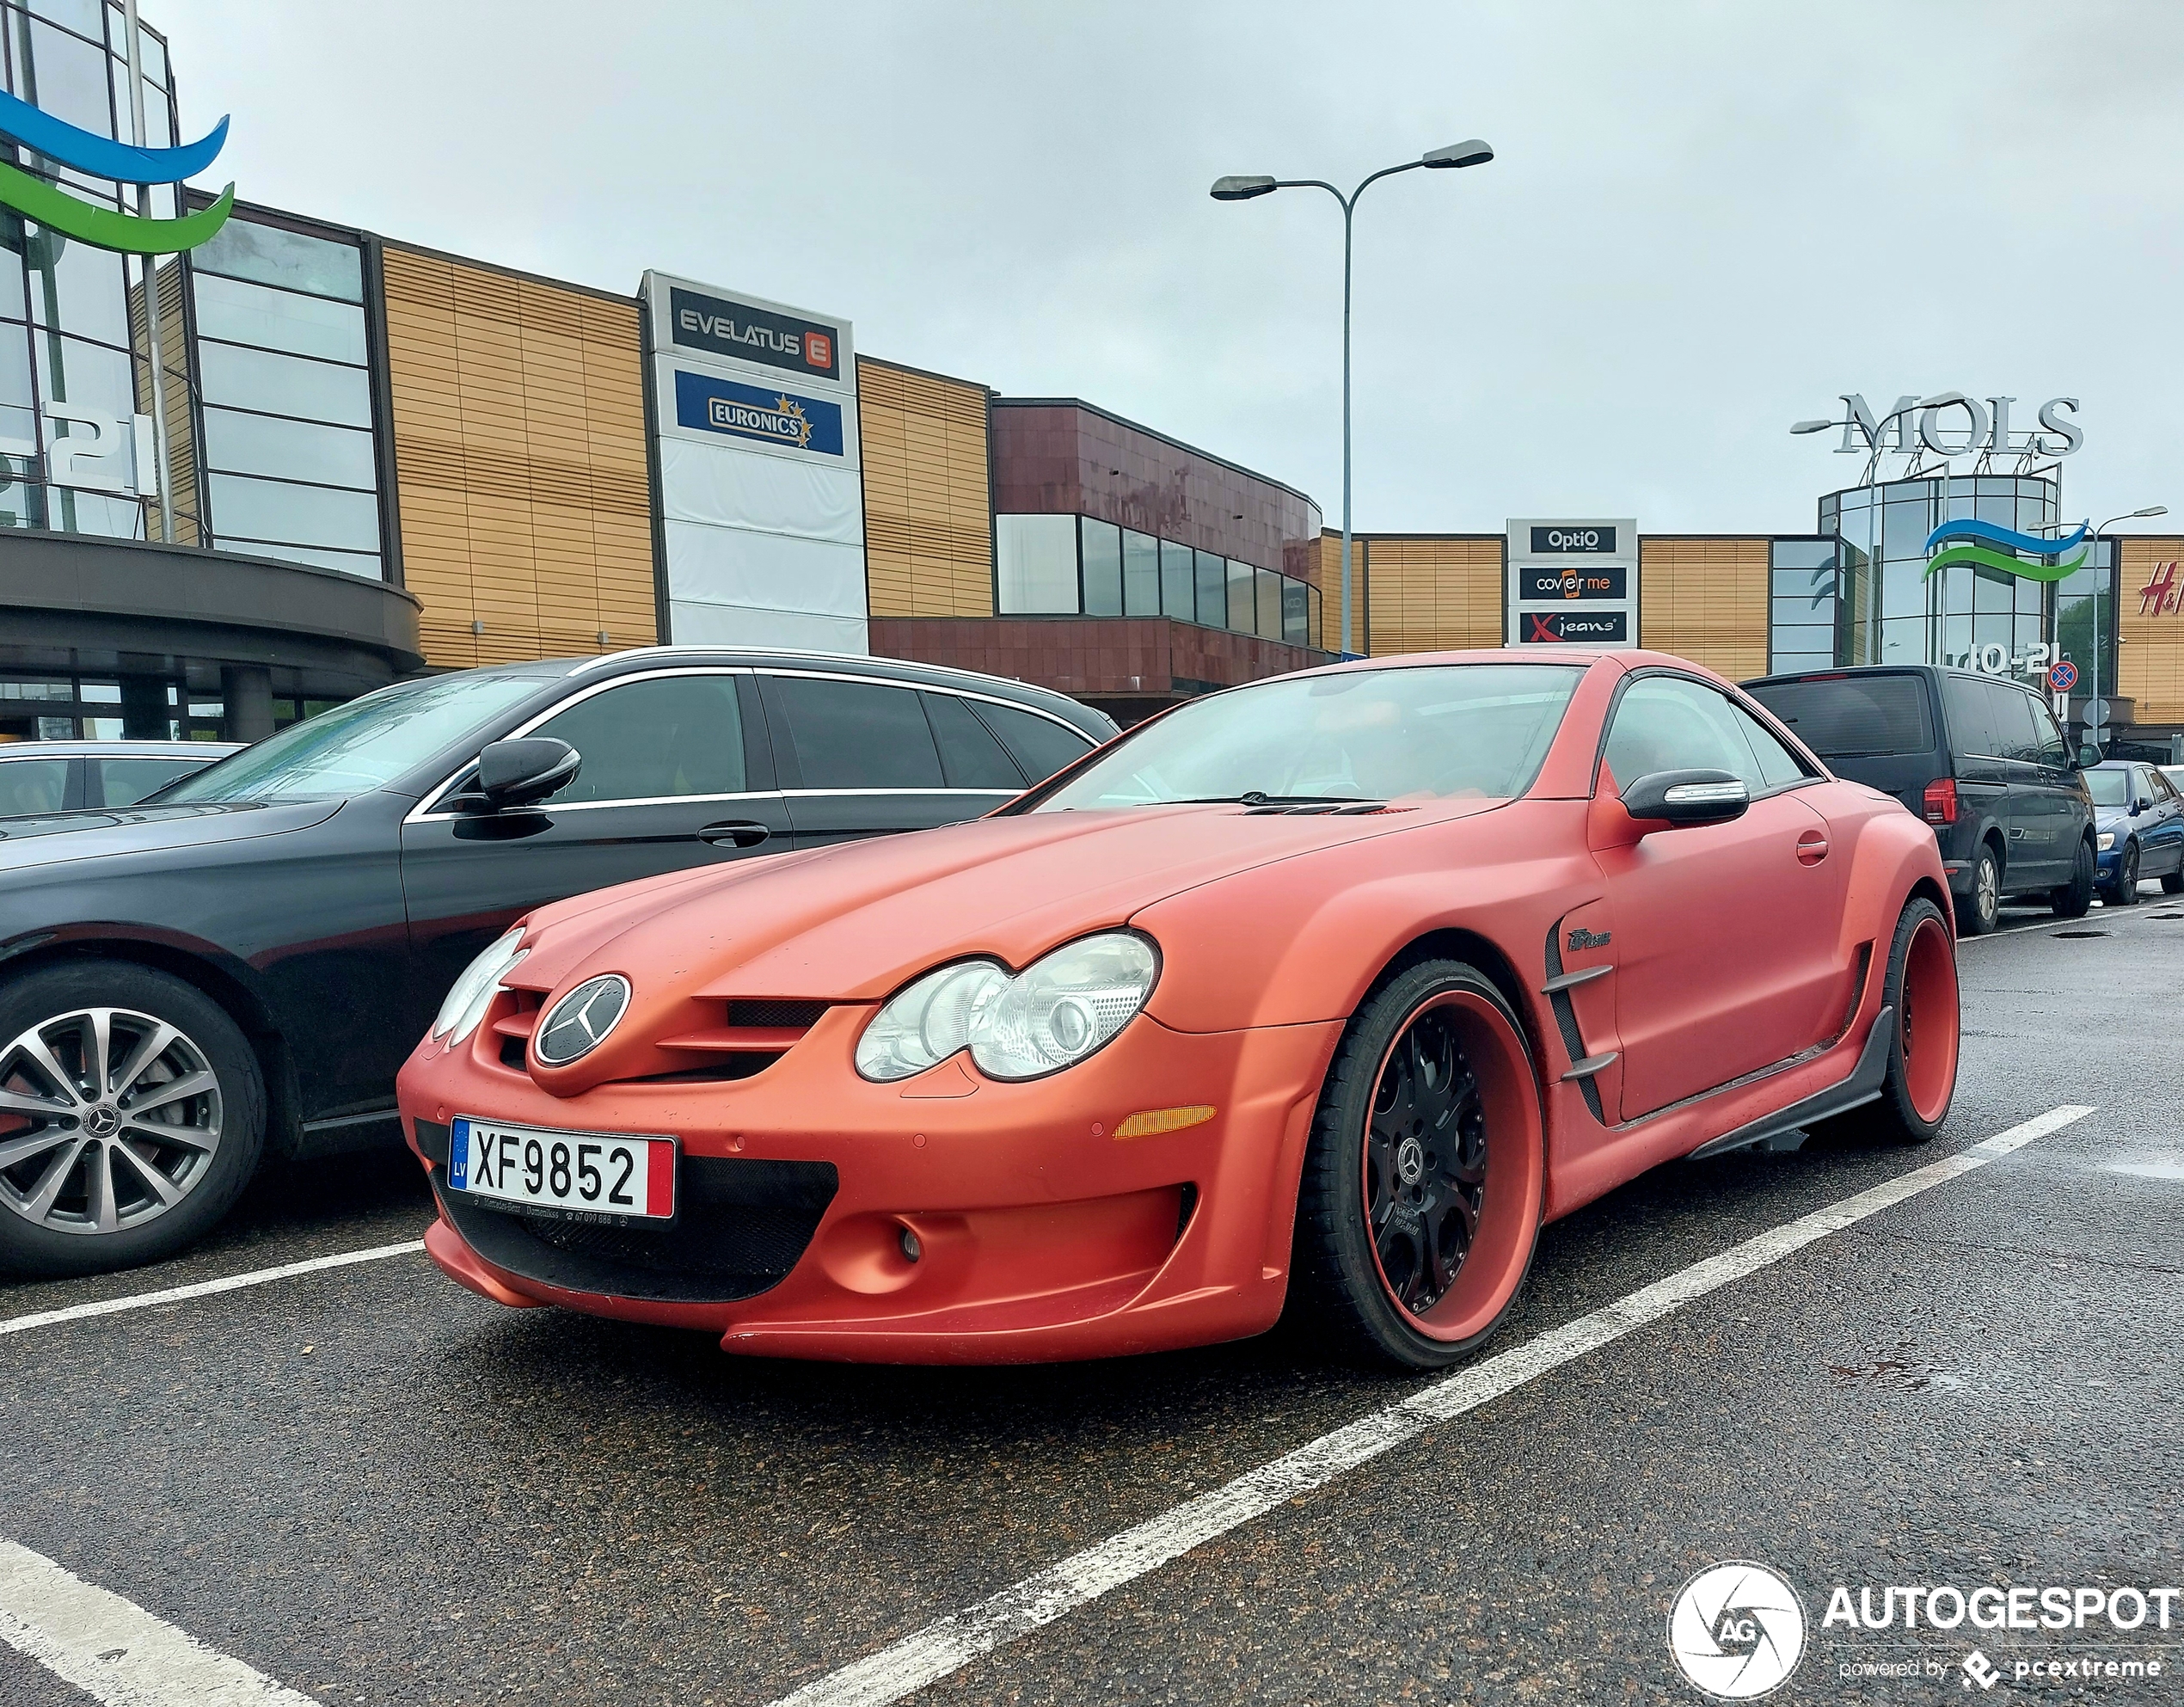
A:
1923 777 1959 826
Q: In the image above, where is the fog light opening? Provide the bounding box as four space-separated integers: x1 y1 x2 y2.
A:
899 1225 923 1262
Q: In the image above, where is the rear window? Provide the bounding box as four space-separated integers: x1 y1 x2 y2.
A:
1746 674 1935 761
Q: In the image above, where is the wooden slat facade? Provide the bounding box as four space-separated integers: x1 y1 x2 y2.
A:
2119 537 2184 727
1359 535 1505 656
857 357 993 618
1636 537 1770 680
381 247 656 668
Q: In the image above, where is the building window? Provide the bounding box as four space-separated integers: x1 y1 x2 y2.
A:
1768 537 1838 675
190 211 383 577
996 513 1079 613
1081 517 1123 616
993 512 1323 648
1158 538 1193 620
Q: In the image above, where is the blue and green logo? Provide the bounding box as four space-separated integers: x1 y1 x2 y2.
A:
0 87 230 254
1924 518 2089 584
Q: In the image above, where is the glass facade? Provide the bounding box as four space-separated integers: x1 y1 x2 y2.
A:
1766 537 1838 676
1819 476 2062 673
995 512 1322 646
191 212 383 576
0 9 387 575
0 2 181 539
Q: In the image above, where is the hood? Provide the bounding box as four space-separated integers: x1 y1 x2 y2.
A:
502 799 1500 1089
2095 806 2132 835
0 799 345 874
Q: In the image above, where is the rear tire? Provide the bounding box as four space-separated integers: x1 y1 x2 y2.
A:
2105 841 2140 907
1288 961 1543 1371
0 961 264 1279
2051 838 2095 918
1811 897 1959 1147
1962 845 2002 934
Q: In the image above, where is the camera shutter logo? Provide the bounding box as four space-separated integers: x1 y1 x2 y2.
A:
535 974 632 1066
1667 1561 1807 1699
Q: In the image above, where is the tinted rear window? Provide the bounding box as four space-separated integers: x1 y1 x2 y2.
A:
771 676 944 790
1746 675 1935 760
971 701 1095 784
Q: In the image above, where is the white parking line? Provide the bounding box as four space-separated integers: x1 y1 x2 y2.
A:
1967 895 2184 942
0 1538 322 1706
768 1103 2095 1707
0 1239 425 1339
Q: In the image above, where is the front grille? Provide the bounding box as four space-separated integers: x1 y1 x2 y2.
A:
430 1148 837 1305
726 998 829 1029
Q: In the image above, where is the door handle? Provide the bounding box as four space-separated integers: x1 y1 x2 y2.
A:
1795 830 1829 865
698 820 771 849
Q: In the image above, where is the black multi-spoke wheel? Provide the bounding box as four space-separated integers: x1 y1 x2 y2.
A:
1290 959 1543 1370
1362 1009 1486 1318
0 961 264 1279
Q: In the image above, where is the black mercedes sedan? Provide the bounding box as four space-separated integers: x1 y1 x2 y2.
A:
0 648 1114 1278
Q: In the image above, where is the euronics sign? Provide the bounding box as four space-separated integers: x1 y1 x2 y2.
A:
1507 517 1638 649
643 270 867 653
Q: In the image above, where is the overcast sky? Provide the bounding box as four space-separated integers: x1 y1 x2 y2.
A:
181 1 2182 538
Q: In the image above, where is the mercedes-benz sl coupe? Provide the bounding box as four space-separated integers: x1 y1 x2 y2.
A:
398 649 1961 1369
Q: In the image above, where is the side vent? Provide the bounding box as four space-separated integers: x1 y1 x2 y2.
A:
489 990 543 1074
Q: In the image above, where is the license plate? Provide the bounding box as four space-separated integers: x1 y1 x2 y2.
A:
447 1118 676 1222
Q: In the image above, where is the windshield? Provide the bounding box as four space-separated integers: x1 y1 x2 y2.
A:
1030 664 1585 811
156 673 551 805
2084 768 2130 807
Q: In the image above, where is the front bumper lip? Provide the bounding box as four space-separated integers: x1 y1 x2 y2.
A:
396 1006 1343 1364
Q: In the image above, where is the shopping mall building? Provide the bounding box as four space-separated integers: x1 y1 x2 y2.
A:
5 7 2181 754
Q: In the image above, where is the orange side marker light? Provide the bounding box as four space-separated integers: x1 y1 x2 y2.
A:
1113 1105 1217 1140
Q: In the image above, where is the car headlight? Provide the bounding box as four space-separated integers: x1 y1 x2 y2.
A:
856 930 1159 1084
433 927 529 1046
2098 832 2116 850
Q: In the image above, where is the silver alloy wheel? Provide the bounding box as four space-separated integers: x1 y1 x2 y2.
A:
1975 856 1998 924
0 1006 223 1236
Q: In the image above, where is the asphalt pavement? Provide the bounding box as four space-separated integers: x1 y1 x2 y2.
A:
2 896 2178 1706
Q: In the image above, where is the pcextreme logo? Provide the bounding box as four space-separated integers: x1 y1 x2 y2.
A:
1925 516 2090 584
0 84 232 253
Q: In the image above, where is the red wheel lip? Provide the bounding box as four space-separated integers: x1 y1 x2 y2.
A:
1900 913 1960 1126
1359 986 1543 1344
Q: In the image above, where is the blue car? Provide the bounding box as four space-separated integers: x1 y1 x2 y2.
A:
2086 759 2184 905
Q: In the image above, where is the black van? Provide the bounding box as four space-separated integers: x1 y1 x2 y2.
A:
1744 665 2095 935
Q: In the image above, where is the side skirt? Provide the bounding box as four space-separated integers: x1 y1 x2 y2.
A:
1684 1004 1895 1160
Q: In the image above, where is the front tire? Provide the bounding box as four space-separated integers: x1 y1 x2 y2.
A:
2105 841 2140 907
1962 844 2002 934
0 961 265 1279
1288 961 1543 1370
2051 838 2095 918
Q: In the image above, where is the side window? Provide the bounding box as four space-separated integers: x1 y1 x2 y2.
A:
0 758 71 816
2156 771 2182 806
1602 676 1768 792
970 701 1095 784
1983 683 2039 764
528 673 747 804
2026 696 2068 770
923 692 1025 790
95 757 200 807
1731 703 1812 789
772 676 944 789
1941 673 1995 757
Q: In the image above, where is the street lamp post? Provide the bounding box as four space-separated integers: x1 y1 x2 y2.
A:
1213 139 1494 658
2084 506 2168 752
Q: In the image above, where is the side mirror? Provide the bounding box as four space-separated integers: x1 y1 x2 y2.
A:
469 737 580 812
2077 744 2100 769
1621 768 1751 829
2130 799 2146 817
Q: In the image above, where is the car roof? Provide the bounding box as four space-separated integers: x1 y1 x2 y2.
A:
0 740 239 758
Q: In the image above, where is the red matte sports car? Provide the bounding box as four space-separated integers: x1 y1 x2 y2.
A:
396 649 1960 1369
